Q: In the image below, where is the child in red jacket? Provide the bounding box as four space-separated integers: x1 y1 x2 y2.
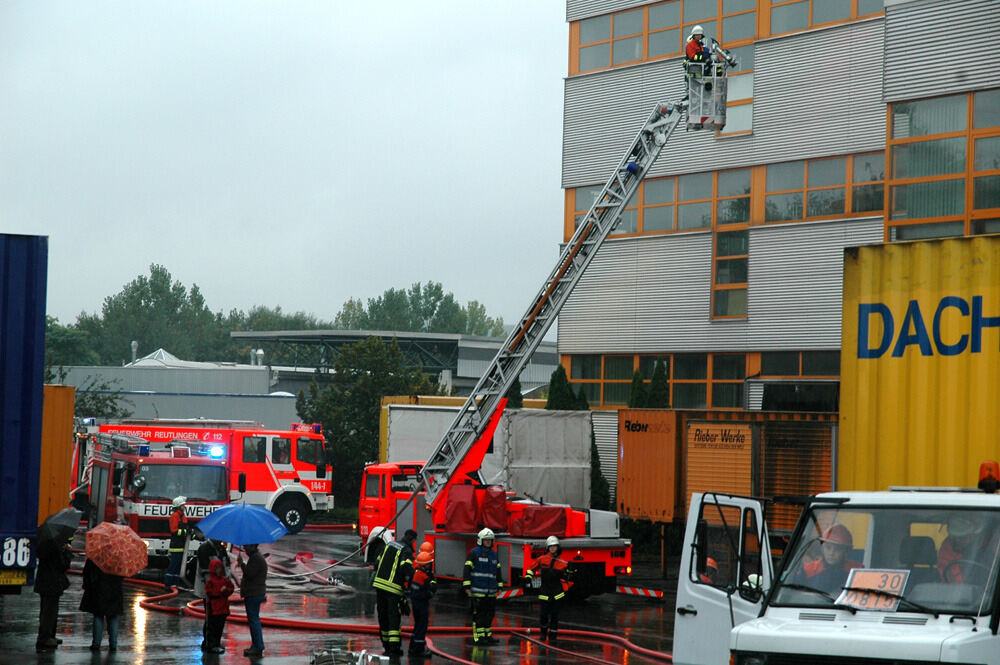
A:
204 559 235 654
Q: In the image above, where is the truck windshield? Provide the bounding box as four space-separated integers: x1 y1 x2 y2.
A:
137 464 228 502
772 505 1000 615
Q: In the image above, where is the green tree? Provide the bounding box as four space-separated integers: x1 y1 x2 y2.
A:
647 359 669 408
544 365 577 410
296 337 432 506
505 376 524 409
628 370 647 408
45 316 99 379
590 438 611 510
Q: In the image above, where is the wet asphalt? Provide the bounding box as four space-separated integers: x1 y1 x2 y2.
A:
0 531 674 665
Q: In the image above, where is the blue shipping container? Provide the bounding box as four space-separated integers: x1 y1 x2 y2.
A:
0 233 48 591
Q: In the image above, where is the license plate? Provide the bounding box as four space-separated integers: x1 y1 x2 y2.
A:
0 569 27 585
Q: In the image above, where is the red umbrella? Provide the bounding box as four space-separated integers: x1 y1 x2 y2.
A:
85 522 148 577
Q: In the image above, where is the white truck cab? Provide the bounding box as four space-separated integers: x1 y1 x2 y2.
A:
676 490 1000 665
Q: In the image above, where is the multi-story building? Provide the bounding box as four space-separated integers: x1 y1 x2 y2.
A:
558 0 1000 500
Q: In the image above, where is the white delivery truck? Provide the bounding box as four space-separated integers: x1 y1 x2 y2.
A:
676 478 1000 665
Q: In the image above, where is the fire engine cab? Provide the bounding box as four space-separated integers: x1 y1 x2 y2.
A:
100 420 332 533
73 431 229 566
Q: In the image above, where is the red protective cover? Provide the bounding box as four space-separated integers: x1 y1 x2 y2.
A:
509 505 567 537
444 484 479 531
481 486 508 531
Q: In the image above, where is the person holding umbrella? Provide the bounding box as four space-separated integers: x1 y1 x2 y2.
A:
80 558 123 651
238 544 268 658
34 508 79 652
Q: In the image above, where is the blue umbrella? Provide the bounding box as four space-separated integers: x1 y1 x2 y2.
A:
196 503 287 545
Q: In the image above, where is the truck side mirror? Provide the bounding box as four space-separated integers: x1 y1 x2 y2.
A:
316 462 326 479
239 472 247 494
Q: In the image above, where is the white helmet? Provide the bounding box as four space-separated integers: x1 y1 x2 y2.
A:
172 496 186 508
477 528 495 545
690 24 704 37
546 535 560 548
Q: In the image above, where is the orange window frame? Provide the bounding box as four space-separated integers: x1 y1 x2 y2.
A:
764 0 885 39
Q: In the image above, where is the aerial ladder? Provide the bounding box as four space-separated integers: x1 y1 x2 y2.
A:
419 50 738 514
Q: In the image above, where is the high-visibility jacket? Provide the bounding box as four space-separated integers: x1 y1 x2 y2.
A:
463 545 503 597
685 38 709 62
372 540 413 596
525 551 571 601
409 567 437 602
168 508 189 553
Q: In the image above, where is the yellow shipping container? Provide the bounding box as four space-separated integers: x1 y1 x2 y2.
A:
840 236 1000 491
37 385 76 523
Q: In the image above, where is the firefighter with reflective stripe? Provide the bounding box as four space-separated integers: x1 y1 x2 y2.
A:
164 496 189 589
685 25 711 75
463 528 504 646
372 528 416 656
524 535 572 643
407 547 437 658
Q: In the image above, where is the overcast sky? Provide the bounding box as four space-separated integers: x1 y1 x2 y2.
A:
2 2 568 330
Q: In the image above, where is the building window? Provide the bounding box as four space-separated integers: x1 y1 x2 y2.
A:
571 0 756 75
887 90 1000 240
764 154 884 223
760 351 840 377
767 0 883 38
713 230 748 317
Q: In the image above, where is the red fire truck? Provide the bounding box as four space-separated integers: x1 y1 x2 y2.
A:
100 420 332 533
72 431 229 567
358 401 631 598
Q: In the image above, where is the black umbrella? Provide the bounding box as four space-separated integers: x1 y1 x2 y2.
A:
37 507 81 543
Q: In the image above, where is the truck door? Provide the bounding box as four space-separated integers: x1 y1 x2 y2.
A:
358 467 389 540
674 492 772 665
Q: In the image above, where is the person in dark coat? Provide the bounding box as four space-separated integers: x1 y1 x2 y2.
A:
407 549 437 657
372 529 417 656
238 543 268 657
204 559 235 654
194 533 229 650
80 558 124 651
34 535 73 652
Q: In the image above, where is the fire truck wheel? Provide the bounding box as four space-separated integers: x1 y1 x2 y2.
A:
273 496 309 534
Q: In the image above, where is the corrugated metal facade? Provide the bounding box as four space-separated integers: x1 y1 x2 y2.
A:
559 217 883 354
115 392 300 431
567 0 647 22
884 0 1000 102
839 235 1000 491
563 18 886 188
63 366 271 395
592 409 619 496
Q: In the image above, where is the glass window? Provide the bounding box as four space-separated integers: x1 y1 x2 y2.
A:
890 179 964 220
605 356 634 380
713 288 747 316
973 89 1000 129
674 383 707 408
580 15 611 43
576 185 603 212
892 138 966 178
891 95 967 138
767 161 804 191
296 437 320 464
614 9 643 37
603 383 631 406
679 202 712 229
713 355 746 380
761 352 798 375
724 103 753 133
645 205 675 231
716 258 748 284
579 43 610 72
728 73 754 100
852 184 884 213
802 351 840 376
974 175 1000 210
640 355 670 379
243 436 267 464
577 382 600 404
974 136 1000 171
571 355 601 380
649 28 681 57
724 0 755 11
807 188 846 216
727 44 754 71
364 473 382 498
812 0 851 24
684 0 718 23
722 12 755 43
680 172 713 200
858 0 884 15
853 153 885 183
717 230 748 255
765 192 803 221
613 37 643 64
272 437 292 465
685 19 717 41
646 178 675 204
972 219 1000 235
650 1 681 29
675 354 708 380
771 1 808 34
718 197 750 224
889 221 965 241
712 383 743 407
809 158 846 187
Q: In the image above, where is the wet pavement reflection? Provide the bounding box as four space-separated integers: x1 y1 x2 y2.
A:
0 531 672 664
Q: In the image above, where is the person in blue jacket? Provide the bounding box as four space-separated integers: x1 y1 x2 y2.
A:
463 528 504 646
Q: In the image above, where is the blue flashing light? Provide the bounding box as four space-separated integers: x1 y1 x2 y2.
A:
208 445 225 459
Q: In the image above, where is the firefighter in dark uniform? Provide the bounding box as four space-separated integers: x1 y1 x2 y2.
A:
524 535 572 643
164 496 189 589
463 528 504 646
407 547 437 658
372 528 417 656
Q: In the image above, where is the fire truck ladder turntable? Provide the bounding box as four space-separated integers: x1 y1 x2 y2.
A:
420 99 695 508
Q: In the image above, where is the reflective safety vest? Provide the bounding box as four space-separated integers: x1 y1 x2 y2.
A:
463 545 502 597
525 551 571 601
168 509 189 553
372 541 412 596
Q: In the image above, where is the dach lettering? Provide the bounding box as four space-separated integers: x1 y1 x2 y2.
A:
858 296 1000 358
